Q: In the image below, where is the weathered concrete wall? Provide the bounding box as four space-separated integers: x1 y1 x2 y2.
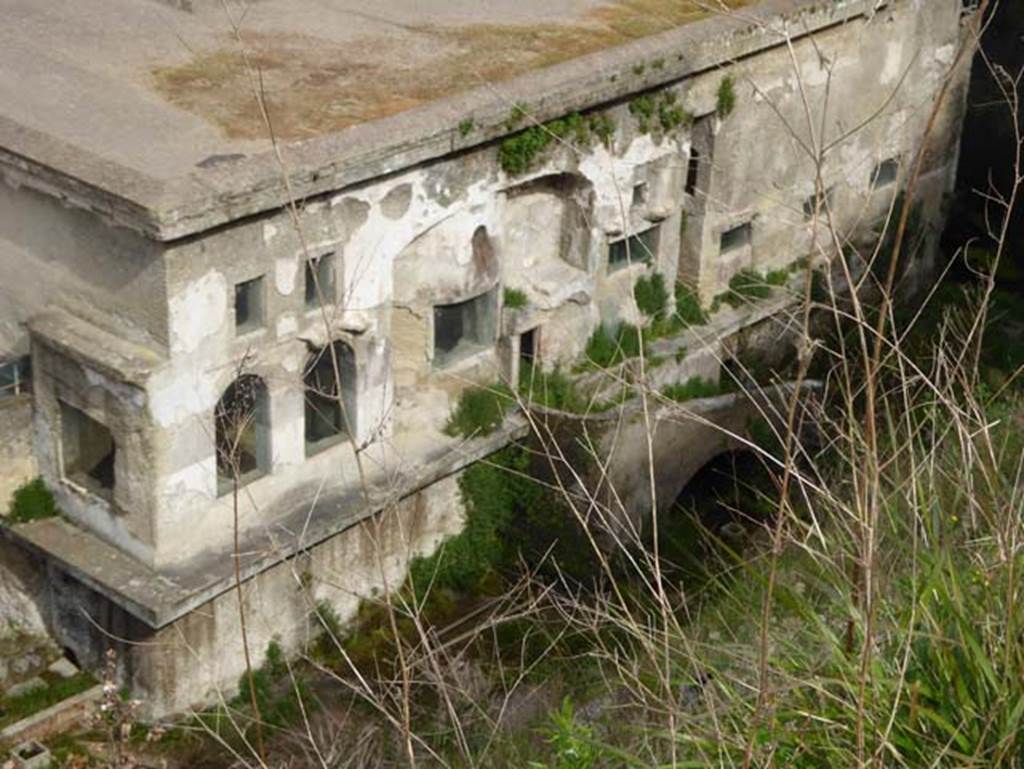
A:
683 0 965 303
0 395 35 511
0 0 975 718
37 472 465 718
0 177 168 357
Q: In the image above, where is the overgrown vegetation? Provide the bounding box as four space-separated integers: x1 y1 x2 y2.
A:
629 90 692 135
632 272 669 319
716 74 737 117
444 384 515 438
503 287 529 309
8 477 58 524
583 322 645 368
499 110 614 174
660 375 725 402
0 671 96 729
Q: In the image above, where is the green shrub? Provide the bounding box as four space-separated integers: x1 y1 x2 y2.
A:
503 287 528 309
458 117 475 137
628 94 656 133
444 385 515 438
588 113 616 148
661 377 722 402
633 272 669 319
0 672 96 729
584 323 645 368
656 91 692 132
716 75 737 117
674 281 708 326
520 365 586 413
725 268 773 307
9 478 58 524
499 113 591 175
532 697 602 769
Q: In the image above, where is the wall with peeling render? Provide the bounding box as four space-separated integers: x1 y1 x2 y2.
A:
0 0 974 716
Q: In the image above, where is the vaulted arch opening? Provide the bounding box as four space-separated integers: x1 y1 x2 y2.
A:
215 374 270 493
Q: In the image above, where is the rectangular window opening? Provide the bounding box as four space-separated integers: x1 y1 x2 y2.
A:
235 276 265 335
520 328 538 369
608 226 659 272
0 355 32 399
685 147 701 196
60 401 115 501
433 289 497 368
632 182 649 207
871 158 900 189
304 252 335 308
720 222 752 254
803 187 834 220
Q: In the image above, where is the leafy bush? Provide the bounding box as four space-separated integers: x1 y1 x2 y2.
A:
725 268 773 307
503 287 528 310
584 323 645 368
9 478 58 524
674 281 708 326
444 385 515 438
499 112 591 175
520 365 587 413
532 697 602 769
633 272 669 319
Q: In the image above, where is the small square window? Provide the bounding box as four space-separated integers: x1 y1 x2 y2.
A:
305 252 335 308
235 276 265 335
0 355 31 398
632 182 649 207
720 222 752 254
608 227 659 272
433 289 497 368
803 187 834 220
871 158 900 189
60 401 116 501
685 147 701 196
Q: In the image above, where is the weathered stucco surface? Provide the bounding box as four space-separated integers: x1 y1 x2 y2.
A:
0 0 975 716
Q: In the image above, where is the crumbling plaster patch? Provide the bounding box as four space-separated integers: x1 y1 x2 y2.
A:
168 269 227 355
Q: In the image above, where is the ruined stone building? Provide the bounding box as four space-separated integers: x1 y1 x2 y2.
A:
0 0 975 714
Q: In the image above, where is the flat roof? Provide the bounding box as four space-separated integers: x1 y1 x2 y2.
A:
0 0 881 240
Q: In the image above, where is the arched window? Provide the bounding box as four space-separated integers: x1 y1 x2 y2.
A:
215 374 270 493
304 341 356 455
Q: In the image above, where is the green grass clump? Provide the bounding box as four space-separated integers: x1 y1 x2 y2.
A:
8 478 58 524
716 75 737 117
628 94 656 133
503 287 529 310
657 91 693 132
458 117 475 137
634 272 669 319
499 112 590 175
520 365 587 413
725 268 774 307
630 91 691 135
0 672 96 729
233 638 314 732
674 281 708 326
444 385 515 438
588 113 616 148
584 323 645 368
661 376 723 402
